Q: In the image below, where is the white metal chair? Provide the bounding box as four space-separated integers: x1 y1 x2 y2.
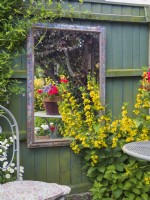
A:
0 105 71 200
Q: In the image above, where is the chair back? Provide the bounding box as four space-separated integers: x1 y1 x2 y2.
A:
0 105 20 180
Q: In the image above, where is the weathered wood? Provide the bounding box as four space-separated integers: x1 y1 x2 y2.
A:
34 148 47 181
46 147 60 183
59 147 71 185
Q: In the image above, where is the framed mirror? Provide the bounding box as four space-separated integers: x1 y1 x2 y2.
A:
27 23 105 148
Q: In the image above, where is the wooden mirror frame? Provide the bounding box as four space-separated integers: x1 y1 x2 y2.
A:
27 23 106 148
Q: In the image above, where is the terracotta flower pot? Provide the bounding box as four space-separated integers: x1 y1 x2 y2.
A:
43 97 61 115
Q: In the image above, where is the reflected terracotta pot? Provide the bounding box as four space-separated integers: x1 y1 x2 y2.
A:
43 97 60 115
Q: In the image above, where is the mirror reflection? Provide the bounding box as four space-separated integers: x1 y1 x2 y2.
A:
27 23 105 147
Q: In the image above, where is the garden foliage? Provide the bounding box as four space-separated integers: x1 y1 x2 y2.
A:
59 71 150 200
0 0 64 106
0 135 24 183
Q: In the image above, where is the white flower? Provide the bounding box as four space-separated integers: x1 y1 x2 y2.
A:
7 167 11 171
19 176 23 181
9 137 14 143
3 161 8 167
0 157 6 161
3 139 8 144
2 152 7 157
10 168 15 173
35 127 40 131
34 127 41 134
5 174 11 179
41 124 49 130
50 122 54 126
20 166 24 173
10 163 15 167
19 173 23 177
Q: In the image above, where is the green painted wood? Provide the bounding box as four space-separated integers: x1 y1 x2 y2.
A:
80 2 91 13
20 80 27 130
122 78 133 116
105 22 113 70
132 24 140 68
70 182 92 193
9 94 22 130
34 148 47 181
46 147 60 183
112 5 122 15
22 1 147 23
21 142 35 180
112 23 122 69
12 70 27 78
21 49 27 70
70 150 82 185
122 24 133 69
91 3 101 13
132 7 140 16
139 7 145 16
12 55 21 70
139 24 149 67
101 4 112 14
68 1 80 12
106 78 113 113
121 5 132 15
106 69 142 77
145 7 150 22
112 78 123 118
59 147 71 185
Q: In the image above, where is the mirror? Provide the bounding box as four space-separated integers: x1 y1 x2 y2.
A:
27 23 105 148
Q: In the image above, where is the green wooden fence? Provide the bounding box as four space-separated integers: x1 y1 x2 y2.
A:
9 0 149 194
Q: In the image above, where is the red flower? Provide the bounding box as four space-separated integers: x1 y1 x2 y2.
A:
37 89 43 94
147 71 150 82
60 78 68 83
50 126 55 131
48 85 59 96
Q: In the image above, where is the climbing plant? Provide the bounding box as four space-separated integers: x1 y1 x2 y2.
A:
0 0 66 105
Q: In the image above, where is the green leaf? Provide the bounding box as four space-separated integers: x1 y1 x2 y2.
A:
136 171 143 179
111 184 117 190
115 163 124 172
134 119 142 128
123 181 132 190
87 167 97 177
130 177 137 184
135 197 142 200
132 188 141 195
117 154 128 162
141 193 149 200
93 123 100 132
128 193 135 200
98 166 105 173
97 174 103 181
113 188 122 198
124 192 135 199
